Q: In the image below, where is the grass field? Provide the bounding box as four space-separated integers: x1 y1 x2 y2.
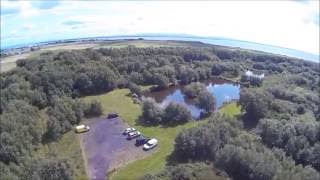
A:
83 88 240 180
219 102 241 117
34 131 88 180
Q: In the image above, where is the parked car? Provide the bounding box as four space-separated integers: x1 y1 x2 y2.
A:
135 135 151 146
127 131 141 140
123 127 136 135
143 138 158 150
107 112 119 119
75 124 90 133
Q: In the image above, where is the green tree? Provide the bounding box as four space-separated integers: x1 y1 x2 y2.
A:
163 102 192 124
154 73 170 89
27 158 73 180
196 90 216 113
128 83 142 97
182 82 206 98
239 89 273 125
84 100 102 117
141 97 163 124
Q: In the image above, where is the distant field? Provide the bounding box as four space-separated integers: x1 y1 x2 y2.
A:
0 43 98 73
96 40 200 49
1 40 203 73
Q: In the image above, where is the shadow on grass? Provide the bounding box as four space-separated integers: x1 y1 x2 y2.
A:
160 120 193 128
165 149 212 167
133 116 161 128
165 150 183 166
134 116 197 129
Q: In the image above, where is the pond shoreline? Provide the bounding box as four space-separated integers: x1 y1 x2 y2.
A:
143 77 240 119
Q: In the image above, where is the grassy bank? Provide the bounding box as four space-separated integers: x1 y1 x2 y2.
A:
219 102 241 117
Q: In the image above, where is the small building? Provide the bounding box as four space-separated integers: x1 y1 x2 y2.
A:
242 70 264 86
245 70 264 79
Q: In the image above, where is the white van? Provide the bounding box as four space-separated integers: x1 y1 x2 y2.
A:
75 124 90 133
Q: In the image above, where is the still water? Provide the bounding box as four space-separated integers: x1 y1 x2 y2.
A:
143 78 240 118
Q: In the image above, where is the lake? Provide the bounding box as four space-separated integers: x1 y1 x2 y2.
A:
143 78 240 118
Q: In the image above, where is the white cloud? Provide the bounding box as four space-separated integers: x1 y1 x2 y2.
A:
1 0 319 54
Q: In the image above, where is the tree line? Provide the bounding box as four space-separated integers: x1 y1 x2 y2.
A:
146 114 319 180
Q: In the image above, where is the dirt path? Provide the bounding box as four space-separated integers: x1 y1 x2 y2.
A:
80 117 154 180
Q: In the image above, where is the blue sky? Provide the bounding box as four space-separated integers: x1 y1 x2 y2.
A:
1 0 319 55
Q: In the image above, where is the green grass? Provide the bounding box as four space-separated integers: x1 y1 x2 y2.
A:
83 89 206 180
34 131 88 180
83 89 141 123
219 102 242 118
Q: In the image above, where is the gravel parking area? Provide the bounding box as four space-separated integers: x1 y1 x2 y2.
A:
80 117 155 180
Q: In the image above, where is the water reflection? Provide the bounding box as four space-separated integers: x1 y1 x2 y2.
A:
143 78 240 118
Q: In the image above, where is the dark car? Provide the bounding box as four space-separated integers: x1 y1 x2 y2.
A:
135 135 151 146
107 112 119 119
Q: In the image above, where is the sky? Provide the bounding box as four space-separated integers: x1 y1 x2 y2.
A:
1 0 319 55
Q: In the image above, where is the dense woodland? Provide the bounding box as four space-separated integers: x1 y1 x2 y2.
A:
0 41 319 180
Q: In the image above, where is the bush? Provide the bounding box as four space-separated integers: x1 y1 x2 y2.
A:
173 114 320 180
141 97 163 124
84 100 102 117
153 73 170 89
128 83 142 97
239 89 273 125
163 102 192 124
297 105 306 114
45 97 85 140
196 90 216 113
253 62 266 70
27 158 73 180
256 118 320 171
179 67 199 84
143 163 227 180
174 114 235 160
182 82 206 98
